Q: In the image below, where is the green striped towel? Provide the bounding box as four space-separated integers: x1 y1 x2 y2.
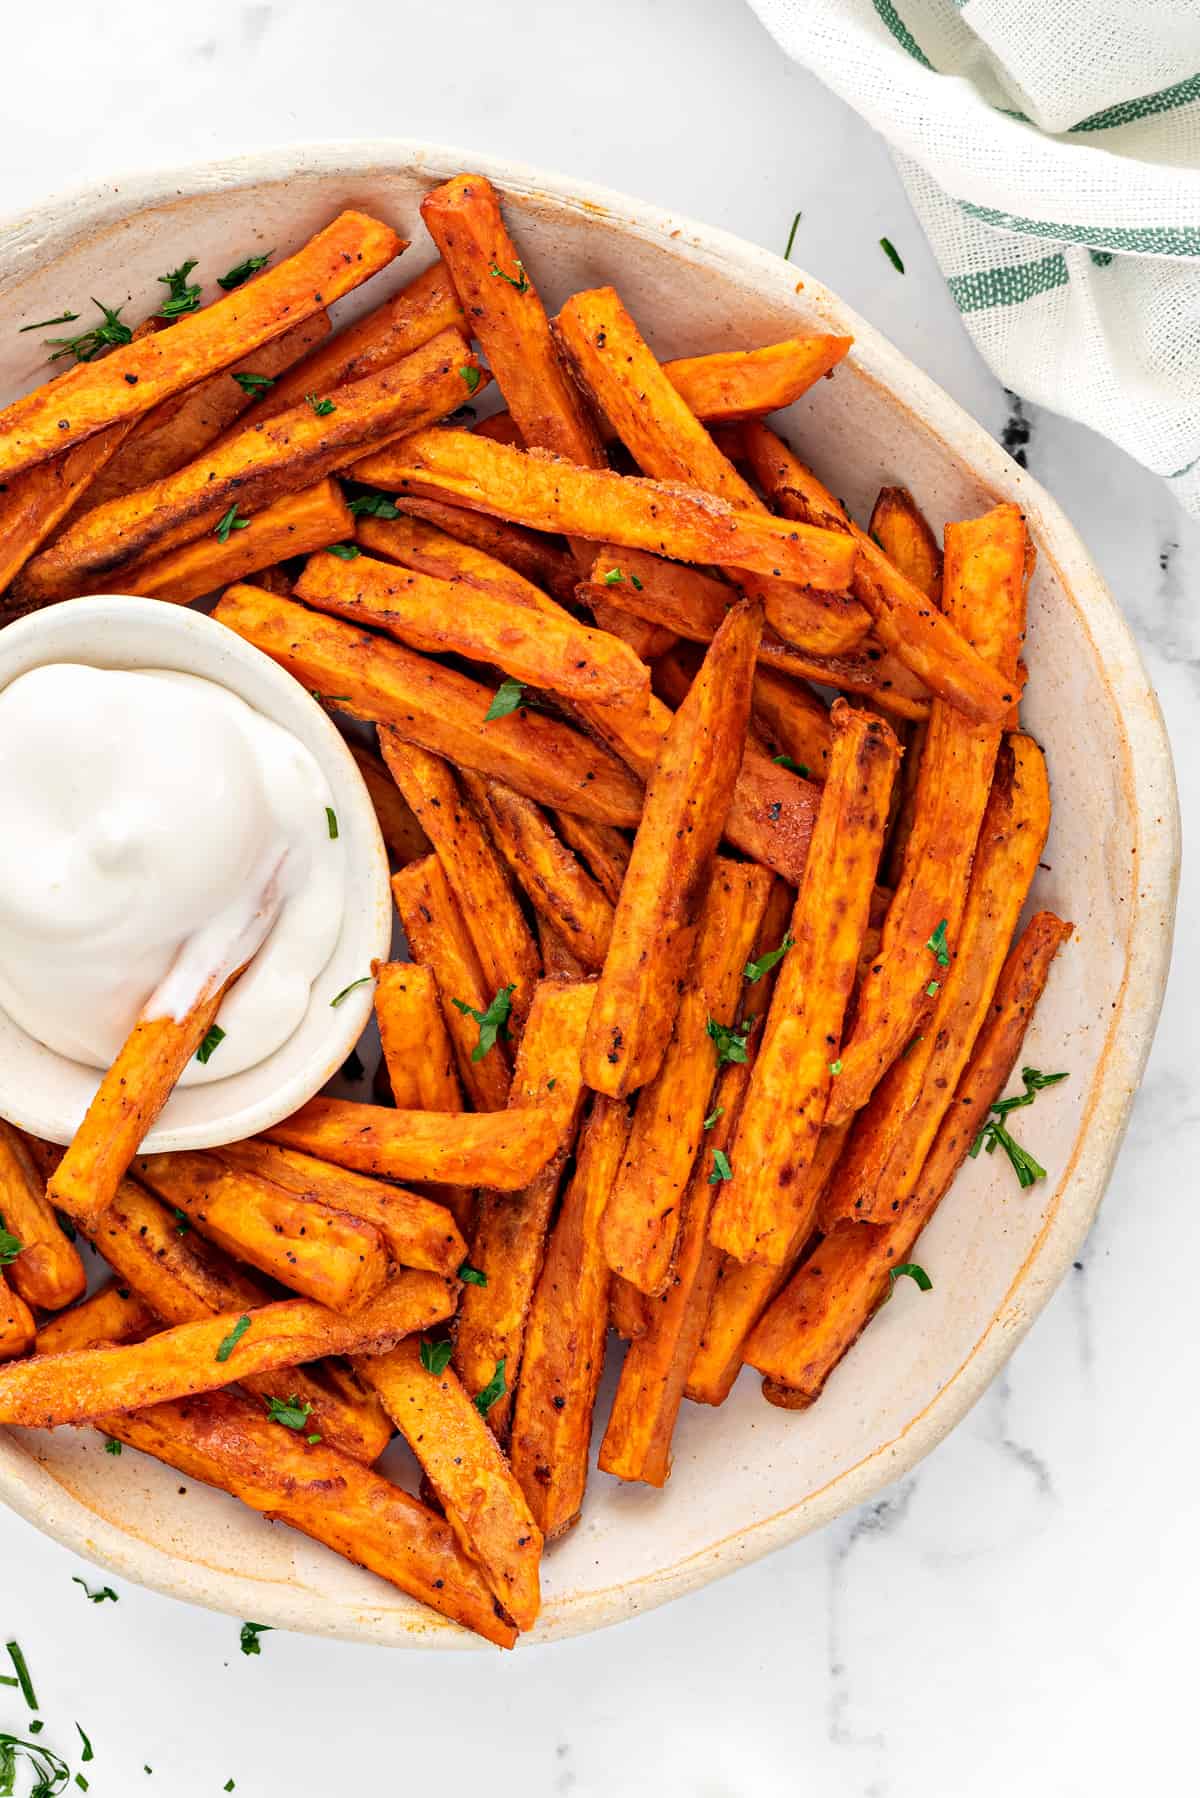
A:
750 0 1200 512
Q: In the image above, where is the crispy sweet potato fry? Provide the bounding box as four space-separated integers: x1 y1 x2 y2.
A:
391 854 513 1109
296 546 650 708
510 1095 631 1535
555 286 868 654
266 1093 565 1192
821 734 1050 1227
372 956 474 1242
355 427 858 592
379 739 540 1025
550 811 630 904
113 479 353 605
216 260 466 437
210 1137 467 1274
421 173 606 467
77 314 332 509
349 741 430 864
0 1119 86 1310
361 1335 543 1630
747 912 1073 1403
15 332 479 602
582 600 762 1098
213 585 644 827
749 665 832 778
602 859 773 1296
609 1276 648 1342
742 423 1016 723
135 1150 389 1312
825 503 1029 1128
869 486 943 604
463 774 615 975
709 703 900 1265
454 979 595 1442
104 1388 517 1646
0 1273 36 1362
376 496 579 606
663 335 852 421
36 1281 158 1355
0 211 404 481
0 1269 455 1429
535 915 585 978
358 509 568 611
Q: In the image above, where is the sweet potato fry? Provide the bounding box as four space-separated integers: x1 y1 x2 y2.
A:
113 479 353 605
747 912 1073 1403
609 1276 648 1342
209 1137 467 1275
295 545 650 709
134 1150 389 1312
35 1281 158 1355
550 811 630 904
821 733 1050 1226
216 260 467 437
348 741 430 865
825 503 1029 1127
390 853 513 1110
361 1335 543 1630
371 956 475 1239
0 1268 455 1429
0 210 404 481
0 1273 35 1362
0 1119 86 1310
15 331 479 602
555 286 868 654
709 703 900 1265
266 1095 566 1192
601 859 773 1296
749 665 832 778
535 916 585 977
104 1388 517 1646
663 335 852 422
454 979 595 1442
376 496 580 606
357 509 566 611
463 774 615 975
510 1095 631 1535
869 486 943 604
77 314 332 509
742 423 1016 723
421 173 606 467
582 599 762 1098
379 739 540 1025
353 429 859 591
213 584 644 827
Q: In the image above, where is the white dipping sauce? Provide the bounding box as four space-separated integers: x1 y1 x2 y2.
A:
0 664 345 1085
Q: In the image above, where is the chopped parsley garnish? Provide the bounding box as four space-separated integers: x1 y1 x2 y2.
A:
784 210 803 260
75 1726 93 1765
474 1358 507 1416
171 1208 190 1236
231 371 275 399
708 1148 733 1184
702 1106 723 1131
489 260 529 293
706 1014 755 1066
889 1263 932 1293
743 934 794 984
239 1621 272 1656
458 364 482 394
458 1262 487 1287
599 567 644 591
5 1640 38 1710
307 392 336 416
157 259 201 319
0 1731 67 1796
451 984 515 1062
968 1067 1069 1189
225 1783 236 1793
214 504 249 545
19 311 80 332
0 1215 22 1267
215 1315 251 1364
771 753 811 778
264 1394 314 1433
330 975 372 1008
880 237 905 274
46 299 131 363
925 980 940 998
828 1059 843 1075
325 806 339 840
195 1025 225 1065
218 253 272 291
926 918 950 966
103 1438 122 1456
325 542 359 559
345 488 400 519
483 677 526 721
419 1338 453 1376
72 1578 117 1605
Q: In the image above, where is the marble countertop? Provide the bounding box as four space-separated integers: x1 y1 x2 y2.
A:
1 3 1194 1793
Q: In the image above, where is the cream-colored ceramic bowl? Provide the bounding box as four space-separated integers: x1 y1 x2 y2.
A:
0 142 1179 1649
0 595 392 1145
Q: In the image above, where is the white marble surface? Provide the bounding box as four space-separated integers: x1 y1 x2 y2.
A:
1 2 1195 1793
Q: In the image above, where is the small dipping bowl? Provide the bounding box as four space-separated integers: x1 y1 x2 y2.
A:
0 595 391 1150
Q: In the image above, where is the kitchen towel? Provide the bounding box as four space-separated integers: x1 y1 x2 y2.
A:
748 0 1200 512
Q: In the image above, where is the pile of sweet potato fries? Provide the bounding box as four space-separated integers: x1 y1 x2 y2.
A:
0 175 1072 1644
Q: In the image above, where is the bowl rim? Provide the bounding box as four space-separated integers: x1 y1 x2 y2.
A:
0 592 392 1150
0 137 1181 1649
